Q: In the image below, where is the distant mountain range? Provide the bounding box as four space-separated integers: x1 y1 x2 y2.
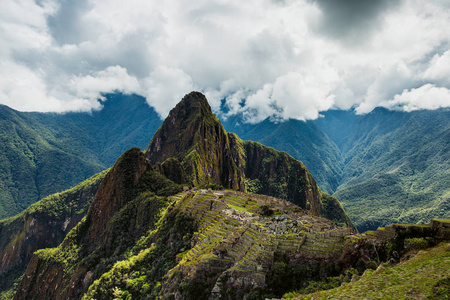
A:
0 93 448 231
223 108 450 232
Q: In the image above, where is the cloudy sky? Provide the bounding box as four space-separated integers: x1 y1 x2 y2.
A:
1 0 450 122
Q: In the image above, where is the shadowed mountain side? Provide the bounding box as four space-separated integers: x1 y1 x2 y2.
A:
0 171 106 298
14 148 183 300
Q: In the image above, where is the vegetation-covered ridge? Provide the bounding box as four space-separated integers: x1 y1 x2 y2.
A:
14 147 183 299
0 170 106 299
146 92 354 229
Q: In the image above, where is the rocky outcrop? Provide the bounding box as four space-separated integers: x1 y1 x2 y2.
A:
146 92 245 190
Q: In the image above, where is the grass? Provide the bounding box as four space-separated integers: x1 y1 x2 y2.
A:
286 242 450 299
228 204 251 213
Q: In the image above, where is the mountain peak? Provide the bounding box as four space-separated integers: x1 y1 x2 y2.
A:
146 92 245 190
175 91 211 113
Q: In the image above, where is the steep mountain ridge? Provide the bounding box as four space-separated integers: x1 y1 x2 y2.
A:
0 105 104 218
14 148 183 299
146 92 245 190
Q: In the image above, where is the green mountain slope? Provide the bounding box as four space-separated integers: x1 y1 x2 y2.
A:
0 94 161 219
331 109 450 232
0 170 106 299
224 108 450 232
223 117 343 194
0 105 104 218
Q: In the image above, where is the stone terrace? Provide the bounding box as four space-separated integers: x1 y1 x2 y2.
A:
167 190 352 291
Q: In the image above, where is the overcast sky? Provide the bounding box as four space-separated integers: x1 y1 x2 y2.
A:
1 0 450 122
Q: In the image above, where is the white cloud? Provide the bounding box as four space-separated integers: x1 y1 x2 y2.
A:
0 61 97 112
241 67 338 122
423 50 450 85
381 84 450 112
142 66 196 118
70 66 140 101
356 61 414 114
0 0 450 119
242 84 274 123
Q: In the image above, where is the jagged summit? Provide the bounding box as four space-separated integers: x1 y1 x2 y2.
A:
146 91 215 164
171 91 212 115
146 91 245 190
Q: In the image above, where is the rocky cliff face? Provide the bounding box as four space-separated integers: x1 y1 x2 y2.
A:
146 92 245 191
